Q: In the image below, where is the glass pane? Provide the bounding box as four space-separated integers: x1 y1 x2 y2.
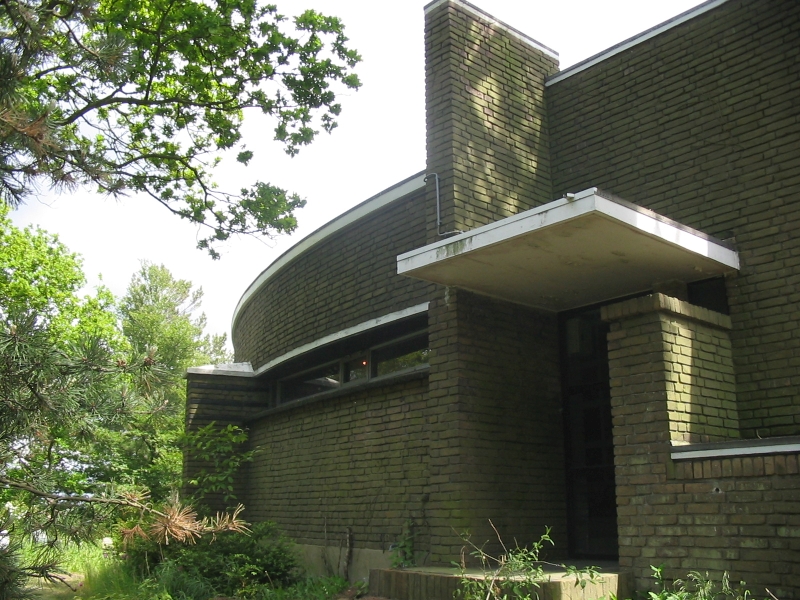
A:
344 356 368 382
374 334 429 377
280 363 340 403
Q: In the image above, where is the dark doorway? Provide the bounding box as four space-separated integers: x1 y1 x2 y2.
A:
560 308 618 559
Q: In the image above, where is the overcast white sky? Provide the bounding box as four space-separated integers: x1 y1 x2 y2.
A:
11 0 708 348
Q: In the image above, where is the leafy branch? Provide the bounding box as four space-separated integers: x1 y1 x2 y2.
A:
1 0 362 257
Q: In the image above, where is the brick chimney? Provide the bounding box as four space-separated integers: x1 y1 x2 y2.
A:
424 0 559 242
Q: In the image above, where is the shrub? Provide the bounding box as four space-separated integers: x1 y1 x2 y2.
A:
252 576 349 600
167 521 300 597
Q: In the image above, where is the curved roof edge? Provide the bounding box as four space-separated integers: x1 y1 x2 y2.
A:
231 171 427 332
545 0 730 86
252 302 430 377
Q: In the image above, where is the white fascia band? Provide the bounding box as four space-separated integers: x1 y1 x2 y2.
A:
189 303 430 379
671 441 800 461
252 302 430 377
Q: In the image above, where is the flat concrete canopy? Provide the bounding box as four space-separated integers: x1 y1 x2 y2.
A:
396 188 739 312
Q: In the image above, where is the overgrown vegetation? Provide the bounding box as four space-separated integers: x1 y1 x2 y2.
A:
184 423 255 507
0 207 245 591
647 565 754 600
72 533 348 600
454 524 601 600
389 519 416 569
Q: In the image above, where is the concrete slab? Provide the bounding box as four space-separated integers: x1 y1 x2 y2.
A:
397 188 738 312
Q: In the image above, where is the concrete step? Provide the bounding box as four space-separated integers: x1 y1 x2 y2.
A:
369 565 634 600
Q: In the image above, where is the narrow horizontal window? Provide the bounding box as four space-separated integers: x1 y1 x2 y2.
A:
345 355 369 382
280 362 340 403
276 329 429 404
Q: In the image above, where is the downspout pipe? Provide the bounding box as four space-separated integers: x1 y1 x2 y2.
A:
425 173 462 237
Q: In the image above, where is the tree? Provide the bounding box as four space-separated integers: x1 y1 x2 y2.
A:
1 0 361 257
97 262 231 502
0 203 119 344
119 262 231 375
0 217 242 592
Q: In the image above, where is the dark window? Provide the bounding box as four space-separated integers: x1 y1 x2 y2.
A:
344 355 369 382
280 362 340 403
277 330 428 404
688 277 729 314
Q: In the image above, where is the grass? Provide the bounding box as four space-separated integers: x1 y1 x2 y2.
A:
17 536 350 600
21 540 107 599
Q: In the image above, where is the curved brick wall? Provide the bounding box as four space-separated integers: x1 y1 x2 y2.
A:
232 187 433 370
548 0 800 437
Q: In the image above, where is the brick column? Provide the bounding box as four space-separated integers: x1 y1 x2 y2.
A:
602 294 739 589
425 286 567 564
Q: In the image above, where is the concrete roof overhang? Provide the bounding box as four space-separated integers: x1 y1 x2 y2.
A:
396 188 739 312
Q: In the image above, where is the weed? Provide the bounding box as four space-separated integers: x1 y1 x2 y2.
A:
648 565 752 600
453 523 601 600
389 519 416 569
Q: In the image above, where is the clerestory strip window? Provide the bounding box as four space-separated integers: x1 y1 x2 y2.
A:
277 330 428 404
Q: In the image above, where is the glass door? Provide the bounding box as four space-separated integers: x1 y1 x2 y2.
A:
561 309 618 559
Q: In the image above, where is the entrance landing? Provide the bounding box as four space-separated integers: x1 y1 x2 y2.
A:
369 563 634 600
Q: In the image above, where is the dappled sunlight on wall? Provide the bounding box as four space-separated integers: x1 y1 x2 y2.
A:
424 1 558 241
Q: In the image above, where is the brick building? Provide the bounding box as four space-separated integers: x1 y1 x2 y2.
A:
186 0 800 595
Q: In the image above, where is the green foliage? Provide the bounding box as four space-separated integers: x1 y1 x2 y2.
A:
81 554 148 599
0 514 30 600
162 522 299 598
126 522 300 598
89 262 232 503
119 262 230 374
184 423 255 506
82 556 345 600
0 315 165 591
1 0 361 257
390 519 416 569
252 576 349 600
0 204 121 346
454 525 601 600
648 565 752 600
